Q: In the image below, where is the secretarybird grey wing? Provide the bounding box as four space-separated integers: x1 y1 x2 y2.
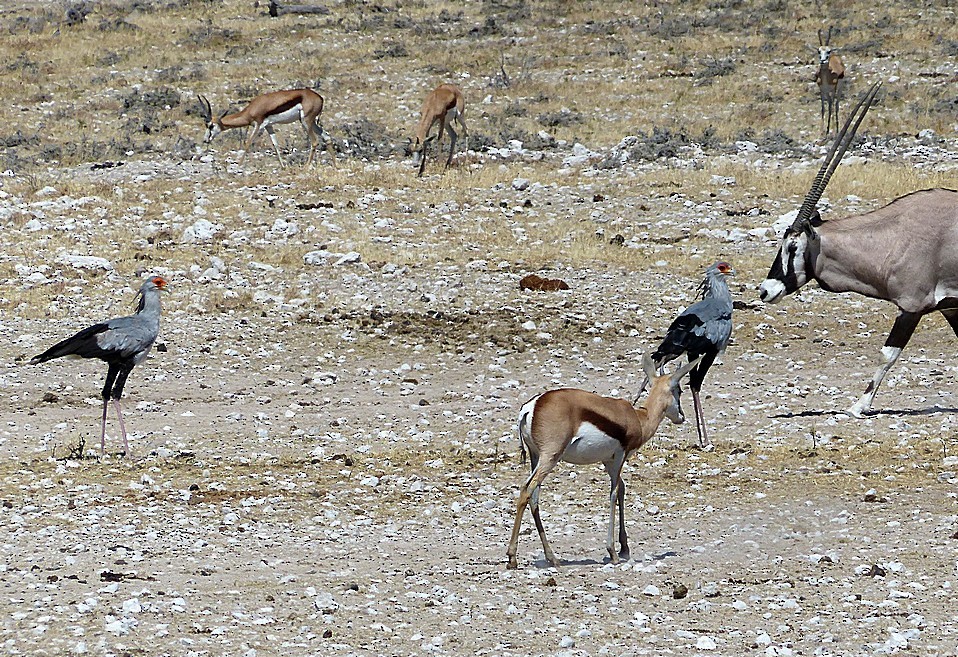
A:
639 261 734 447
30 276 168 457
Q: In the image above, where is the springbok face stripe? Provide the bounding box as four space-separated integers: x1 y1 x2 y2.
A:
204 123 222 143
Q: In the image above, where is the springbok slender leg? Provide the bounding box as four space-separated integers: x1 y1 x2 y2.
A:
616 476 628 560
301 117 318 166
443 119 458 167
507 451 562 569
848 311 921 417
263 125 285 167
603 455 628 563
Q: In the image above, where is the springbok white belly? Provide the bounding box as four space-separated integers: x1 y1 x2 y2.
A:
562 422 621 465
263 104 304 127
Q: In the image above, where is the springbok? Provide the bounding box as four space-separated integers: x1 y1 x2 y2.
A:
197 89 335 167
760 81 958 416
411 83 467 177
816 27 846 136
506 355 701 569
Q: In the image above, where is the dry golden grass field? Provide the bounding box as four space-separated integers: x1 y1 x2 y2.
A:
1 1 957 655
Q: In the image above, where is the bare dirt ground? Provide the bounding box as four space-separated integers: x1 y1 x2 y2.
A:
1 1 958 656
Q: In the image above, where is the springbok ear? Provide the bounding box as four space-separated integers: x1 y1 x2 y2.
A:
641 353 656 380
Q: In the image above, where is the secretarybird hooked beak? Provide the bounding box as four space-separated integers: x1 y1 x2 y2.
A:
30 276 168 457
637 261 735 447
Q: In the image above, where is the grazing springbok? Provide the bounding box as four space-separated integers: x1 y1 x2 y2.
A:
760 81 958 416
198 89 335 167
411 83 467 177
506 355 701 570
815 27 846 136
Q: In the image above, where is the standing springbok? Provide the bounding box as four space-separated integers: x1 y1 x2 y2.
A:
411 83 467 177
760 81 958 416
506 355 701 570
198 89 335 168
816 27 846 136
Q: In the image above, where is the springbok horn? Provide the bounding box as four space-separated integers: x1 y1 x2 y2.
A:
670 355 706 385
790 81 882 233
197 94 212 122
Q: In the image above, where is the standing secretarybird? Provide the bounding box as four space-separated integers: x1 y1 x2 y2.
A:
30 276 168 457
638 261 735 447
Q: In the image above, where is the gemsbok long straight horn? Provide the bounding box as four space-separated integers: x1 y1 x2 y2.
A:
759 80 958 416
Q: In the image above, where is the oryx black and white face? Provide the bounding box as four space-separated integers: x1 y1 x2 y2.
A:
758 226 817 304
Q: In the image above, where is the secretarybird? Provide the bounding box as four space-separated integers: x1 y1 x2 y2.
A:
638 261 735 447
30 276 168 457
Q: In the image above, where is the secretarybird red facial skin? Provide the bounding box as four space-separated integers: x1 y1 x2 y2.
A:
30 276 167 457
639 261 735 448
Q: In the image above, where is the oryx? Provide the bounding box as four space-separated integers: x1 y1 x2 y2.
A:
759 81 958 416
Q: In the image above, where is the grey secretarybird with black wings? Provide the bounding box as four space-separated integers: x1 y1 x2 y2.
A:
639 261 735 447
30 276 168 456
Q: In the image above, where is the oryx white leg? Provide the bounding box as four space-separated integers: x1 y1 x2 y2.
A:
848 346 902 417
848 311 921 417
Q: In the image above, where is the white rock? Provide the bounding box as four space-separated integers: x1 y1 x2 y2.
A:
312 371 338 385
303 250 336 266
696 636 717 650
270 218 299 237
313 591 339 613
182 218 222 242
55 254 113 271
